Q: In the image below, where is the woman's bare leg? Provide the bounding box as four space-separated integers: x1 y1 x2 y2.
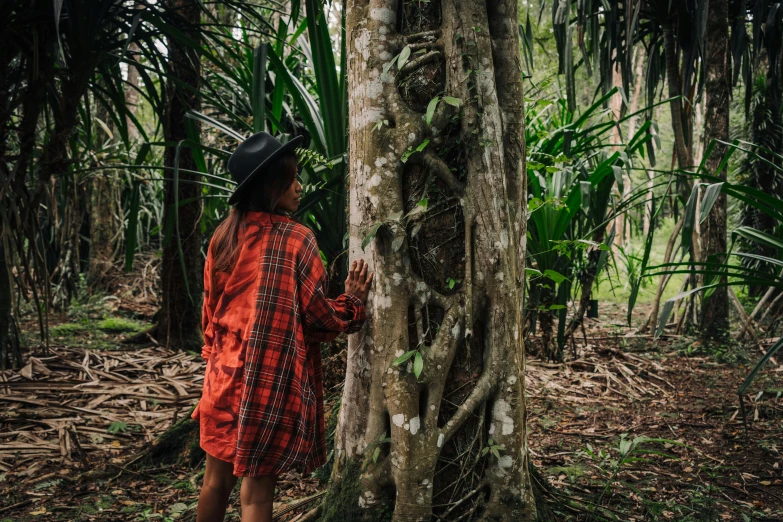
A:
240 475 277 522
197 454 238 522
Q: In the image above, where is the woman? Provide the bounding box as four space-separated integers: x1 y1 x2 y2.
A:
193 132 373 522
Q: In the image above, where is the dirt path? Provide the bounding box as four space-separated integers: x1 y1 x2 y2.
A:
1 309 781 521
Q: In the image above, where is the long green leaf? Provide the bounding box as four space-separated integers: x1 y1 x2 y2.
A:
628 176 673 324
698 182 724 224
732 227 783 252
306 0 343 155
186 110 245 141
269 15 289 133
681 186 699 252
267 47 327 152
184 119 207 174
124 180 141 272
655 284 721 338
252 44 268 133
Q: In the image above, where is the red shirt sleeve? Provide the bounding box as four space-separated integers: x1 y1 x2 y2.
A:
297 231 366 343
201 247 215 360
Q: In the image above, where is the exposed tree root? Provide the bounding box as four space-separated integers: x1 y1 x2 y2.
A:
145 409 203 468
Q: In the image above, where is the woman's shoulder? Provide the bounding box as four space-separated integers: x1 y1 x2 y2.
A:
271 216 317 249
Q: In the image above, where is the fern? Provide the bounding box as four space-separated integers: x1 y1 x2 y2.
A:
295 147 335 171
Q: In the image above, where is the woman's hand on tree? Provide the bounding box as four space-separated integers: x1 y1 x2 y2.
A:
345 259 373 302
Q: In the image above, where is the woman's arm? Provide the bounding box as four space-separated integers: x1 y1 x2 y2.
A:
297 233 372 342
304 293 366 343
201 250 215 360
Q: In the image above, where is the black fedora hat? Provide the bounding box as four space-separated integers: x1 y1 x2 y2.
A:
227 132 304 205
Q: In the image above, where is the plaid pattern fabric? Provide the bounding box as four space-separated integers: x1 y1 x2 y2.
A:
192 211 365 477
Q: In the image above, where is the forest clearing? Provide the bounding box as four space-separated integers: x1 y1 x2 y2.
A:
2 0 783 520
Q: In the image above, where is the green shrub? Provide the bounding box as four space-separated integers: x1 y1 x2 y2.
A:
97 317 144 333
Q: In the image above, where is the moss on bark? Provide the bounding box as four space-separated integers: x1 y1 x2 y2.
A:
147 411 204 468
320 459 391 522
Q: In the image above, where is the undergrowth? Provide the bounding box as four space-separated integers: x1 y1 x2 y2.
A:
542 434 769 521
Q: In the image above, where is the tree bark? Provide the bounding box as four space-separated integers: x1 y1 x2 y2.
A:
610 57 627 250
699 0 730 342
89 98 122 288
0 241 21 370
663 22 693 170
328 0 534 520
125 42 141 141
158 0 204 351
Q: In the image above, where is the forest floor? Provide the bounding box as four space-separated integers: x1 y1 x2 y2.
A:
0 295 781 521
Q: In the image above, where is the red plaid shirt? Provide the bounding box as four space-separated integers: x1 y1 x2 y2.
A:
192 211 365 477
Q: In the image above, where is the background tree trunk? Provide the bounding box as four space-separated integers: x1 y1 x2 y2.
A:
89 99 122 289
0 242 21 370
0 9 54 363
158 0 204 351
327 0 534 520
663 23 693 170
125 44 141 142
699 0 730 341
125 1 143 141
610 59 627 250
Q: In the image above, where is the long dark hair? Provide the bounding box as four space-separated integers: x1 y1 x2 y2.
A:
210 152 298 278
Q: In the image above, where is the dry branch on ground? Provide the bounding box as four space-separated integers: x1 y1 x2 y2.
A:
0 345 202 472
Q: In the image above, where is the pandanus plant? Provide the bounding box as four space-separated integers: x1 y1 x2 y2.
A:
98 0 350 294
525 85 663 362
0 0 230 362
172 0 350 285
649 140 783 430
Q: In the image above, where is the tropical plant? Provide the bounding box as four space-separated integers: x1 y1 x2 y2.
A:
737 73 783 295
550 0 783 340
180 0 350 285
524 84 662 361
577 434 685 519
0 0 207 363
649 141 783 429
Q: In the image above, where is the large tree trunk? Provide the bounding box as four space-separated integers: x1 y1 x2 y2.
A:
327 0 534 520
89 99 122 289
699 0 730 341
157 0 203 351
